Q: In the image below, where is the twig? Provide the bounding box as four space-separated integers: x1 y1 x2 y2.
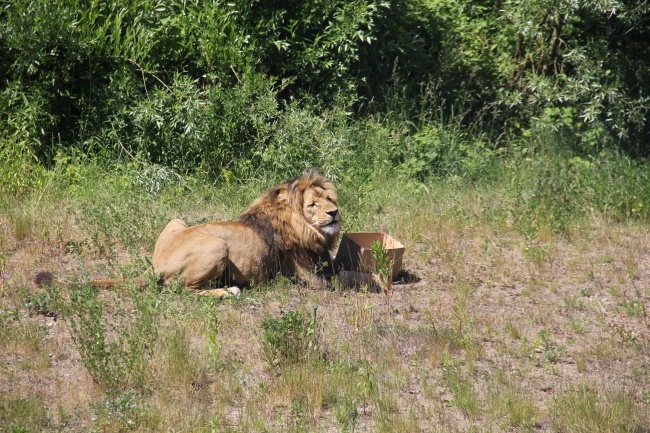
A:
112 56 177 97
230 65 242 84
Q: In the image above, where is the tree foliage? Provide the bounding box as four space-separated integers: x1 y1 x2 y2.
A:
0 0 648 190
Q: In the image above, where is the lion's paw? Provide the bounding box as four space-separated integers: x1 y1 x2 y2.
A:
226 286 242 297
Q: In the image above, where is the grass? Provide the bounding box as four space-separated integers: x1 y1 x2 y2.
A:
1 159 649 432
551 384 644 433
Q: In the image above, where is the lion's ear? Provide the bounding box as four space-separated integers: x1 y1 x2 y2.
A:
276 186 289 203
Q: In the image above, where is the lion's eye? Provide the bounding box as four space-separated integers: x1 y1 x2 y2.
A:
309 202 317 208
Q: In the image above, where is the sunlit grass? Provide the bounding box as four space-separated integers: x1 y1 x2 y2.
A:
551 384 645 433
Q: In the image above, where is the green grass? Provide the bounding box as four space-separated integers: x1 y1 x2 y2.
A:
551 385 645 433
0 397 51 432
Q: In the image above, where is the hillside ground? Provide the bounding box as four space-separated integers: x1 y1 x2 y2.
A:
1 170 648 432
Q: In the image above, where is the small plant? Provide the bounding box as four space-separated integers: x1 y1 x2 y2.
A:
92 390 155 431
356 361 377 414
505 321 521 340
335 398 359 433
206 311 222 369
350 284 374 332
22 286 60 318
65 284 158 391
371 240 393 315
607 318 638 345
534 329 567 364
615 298 647 318
0 251 6 289
523 243 547 270
564 294 585 311
261 307 322 369
505 396 537 430
0 397 51 431
443 361 479 417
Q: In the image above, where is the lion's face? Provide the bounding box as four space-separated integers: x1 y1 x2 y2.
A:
302 186 342 237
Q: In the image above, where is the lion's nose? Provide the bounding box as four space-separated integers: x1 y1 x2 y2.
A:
327 209 338 218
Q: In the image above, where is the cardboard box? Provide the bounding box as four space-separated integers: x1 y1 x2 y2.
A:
334 233 404 280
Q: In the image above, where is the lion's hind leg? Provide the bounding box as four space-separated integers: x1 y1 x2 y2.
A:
154 228 232 293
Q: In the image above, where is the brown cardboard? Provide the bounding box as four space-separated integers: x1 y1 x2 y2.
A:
334 232 404 280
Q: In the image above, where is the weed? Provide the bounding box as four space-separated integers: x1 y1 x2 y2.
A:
93 390 159 432
64 284 158 392
349 284 374 332
9 207 36 242
334 398 359 433
261 307 322 369
356 361 377 412
615 298 647 318
534 329 567 364
493 386 538 431
564 295 585 311
375 393 401 430
607 318 638 345
0 308 20 345
74 185 166 256
568 315 588 334
0 253 6 290
443 361 479 417
206 310 222 369
580 287 593 297
22 285 60 318
523 243 547 269
163 327 195 386
371 240 394 315
505 321 521 340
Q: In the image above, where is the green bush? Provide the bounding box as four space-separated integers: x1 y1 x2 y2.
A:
261 308 323 369
65 284 159 392
1 0 648 189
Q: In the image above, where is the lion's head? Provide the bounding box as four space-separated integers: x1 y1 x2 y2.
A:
239 170 342 253
286 170 342 238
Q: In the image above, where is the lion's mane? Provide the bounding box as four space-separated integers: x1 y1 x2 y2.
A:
238 170 340 278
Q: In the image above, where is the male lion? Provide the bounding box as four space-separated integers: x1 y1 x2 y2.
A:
90 170 342 298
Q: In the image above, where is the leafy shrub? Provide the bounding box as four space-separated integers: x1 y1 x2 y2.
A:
0 83 47 196
400 124 494 182
249 0 386 105
92 390 157 431
65 284 158 392
1 0 648 189
261 308 323 369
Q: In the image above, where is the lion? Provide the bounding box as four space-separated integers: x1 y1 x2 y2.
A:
89 170 342 298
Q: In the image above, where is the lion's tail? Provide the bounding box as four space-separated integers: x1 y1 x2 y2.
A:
90 276 149 290
35 271 151 290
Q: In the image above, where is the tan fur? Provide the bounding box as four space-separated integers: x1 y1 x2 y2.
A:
89 171 342 298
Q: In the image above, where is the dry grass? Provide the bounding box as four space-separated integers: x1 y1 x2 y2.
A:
1 178 649 432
